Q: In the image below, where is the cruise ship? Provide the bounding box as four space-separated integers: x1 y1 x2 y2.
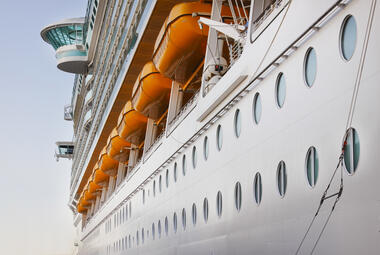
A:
41 0 380 254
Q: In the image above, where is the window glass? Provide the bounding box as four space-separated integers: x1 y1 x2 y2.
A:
277 161 287 197
165 217 169 236
142 228 145 244
158 220 162 238
152 223 155 240
344 128 360 174
192 146 197 169
216 191 223 217
182 208 187 230
304 48 317 87
203 198 209 222
182 154 187 176
142 189 145 204
216 125 223 151
276 73 286 108
159 175 162 193
173 212 178 233
192 203 197 226
153 180 156 197
306 146 319 187
173 162 178 182
136 231 139 246
203 136 209 160
341 15 357 61
234 109 242 137
166 169 169 188
253 93 262 124
234 182 242 211
254 172 263 205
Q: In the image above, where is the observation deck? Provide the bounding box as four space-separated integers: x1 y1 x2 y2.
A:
41 18 88 74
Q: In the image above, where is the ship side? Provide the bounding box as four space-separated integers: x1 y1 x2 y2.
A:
42 0 380 254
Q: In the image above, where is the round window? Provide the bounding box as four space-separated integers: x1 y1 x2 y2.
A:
192 203 197 226
182 154 187 176
234 182 242 211
182 208 187 230
203 198 209 222
253 93 262 124
216 125 223 151
253 172 262 205
153 180 156 197
343 128 360 174
305 146 319 187
159 175 162 193
203 136 209 160
216 191 223 217
165 217 169 236
158 220 162 238
276 73 286 108
173 162 178 182
304 47 317 87
192 146 197 169
277 161 287 197
340 15 357 61
234 109 242 137
173 212 178 233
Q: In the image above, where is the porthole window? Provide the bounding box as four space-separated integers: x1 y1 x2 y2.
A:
276 73 286 108
152 223 155 240
216 191 223 217
253 93 262 124
343 128 360 174
305 146 319 187
159 175 162 193
340 15 357 61
253 172 263 205
166 169 169 188
234 182 242 212
192 203 197 226
182 208 187 230
203 136 209 160
182 154 187 176
173 162 178 182
203 198 209 222
173 212 178 233
158 220 162 238
304 47 317 87
153 180 156 197
277 161 287 197
216 125 223 151
234 109 242 137
165 217 169 236
192 146 197 169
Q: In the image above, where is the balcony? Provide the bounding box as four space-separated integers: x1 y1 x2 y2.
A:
41 17 88 74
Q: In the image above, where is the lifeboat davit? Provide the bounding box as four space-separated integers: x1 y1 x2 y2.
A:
106 128 131 162
99 146 119 176
131 61 172 119
117 101 147 145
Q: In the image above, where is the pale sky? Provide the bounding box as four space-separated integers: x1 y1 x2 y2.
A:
0 1 87 254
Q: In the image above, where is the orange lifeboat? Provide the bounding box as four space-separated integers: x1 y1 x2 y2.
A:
153 2 232 84
93 167 109 186
88 181 102 194
106 128 131 162
99 146 118 176
131 61 172 119
77 203 88 214
84 189 96 202
117 101 147 145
